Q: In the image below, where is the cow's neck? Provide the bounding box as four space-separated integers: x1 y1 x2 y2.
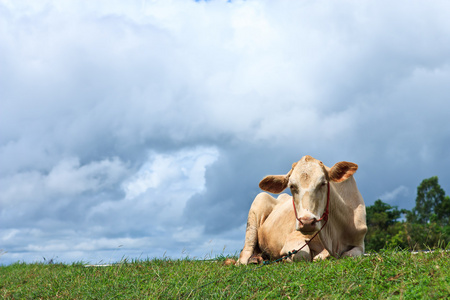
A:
318 181 355 257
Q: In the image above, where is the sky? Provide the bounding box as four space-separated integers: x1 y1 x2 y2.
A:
1 0 450 265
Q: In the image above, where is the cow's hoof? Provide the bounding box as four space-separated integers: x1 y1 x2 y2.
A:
248 256 263 264
223 258 236 266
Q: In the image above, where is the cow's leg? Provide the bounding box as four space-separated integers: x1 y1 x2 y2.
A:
281 232 312 262
306 237 330 261
313 248 330 261
238 193 278 265
281 240 330 262
281 241 311 262
342 245 364 258
247 244 264 264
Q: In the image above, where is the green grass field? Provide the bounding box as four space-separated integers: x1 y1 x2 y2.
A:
1 250 449 299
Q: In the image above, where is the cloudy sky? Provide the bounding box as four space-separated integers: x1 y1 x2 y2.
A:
1 0 450 265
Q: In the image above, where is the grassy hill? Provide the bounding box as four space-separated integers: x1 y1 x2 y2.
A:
1 250 448 299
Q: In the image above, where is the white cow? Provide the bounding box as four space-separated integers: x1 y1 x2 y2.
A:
238 155 367 264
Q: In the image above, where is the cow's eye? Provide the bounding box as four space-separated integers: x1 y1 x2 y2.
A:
290 184 299 193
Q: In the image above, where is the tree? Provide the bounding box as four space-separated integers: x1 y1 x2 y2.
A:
408 176 449 226
366 199 401 229
436 195 450 226
404 220 450 250
403 176 450 249
366 177 450 252
365 199 405 251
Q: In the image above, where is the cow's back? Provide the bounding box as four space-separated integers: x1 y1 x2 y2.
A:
331 175 364 210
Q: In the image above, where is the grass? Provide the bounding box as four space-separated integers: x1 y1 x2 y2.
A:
0 250 449 299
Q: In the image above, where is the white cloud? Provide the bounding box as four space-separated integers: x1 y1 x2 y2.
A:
89 147 219 225
379 186 409 203
0 157 128 208
0 146 219 264
123 147 218 201
46 157 127 195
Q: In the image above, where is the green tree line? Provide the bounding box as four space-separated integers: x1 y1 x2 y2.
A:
365 176 450 252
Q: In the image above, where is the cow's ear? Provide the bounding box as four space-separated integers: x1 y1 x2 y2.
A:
259 175 289 194
259 162 298 193
329 161 358 183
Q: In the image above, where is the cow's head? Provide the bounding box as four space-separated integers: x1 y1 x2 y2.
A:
259 155 358 234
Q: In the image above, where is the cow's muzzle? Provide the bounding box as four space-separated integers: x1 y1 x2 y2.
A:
297 216 318 233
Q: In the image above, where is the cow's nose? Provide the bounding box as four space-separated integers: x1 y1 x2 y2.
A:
298 217 317 232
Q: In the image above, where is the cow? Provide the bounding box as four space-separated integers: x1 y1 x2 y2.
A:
237 155 367 265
